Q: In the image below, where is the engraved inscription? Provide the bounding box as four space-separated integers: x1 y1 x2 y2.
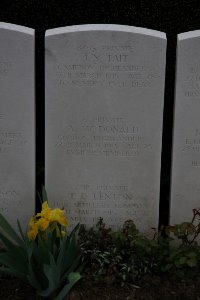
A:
55 116 151 157
192 161 200 167
51 184 147 229
0 58 12 75
77 43 135 53
0 189 21 213
184 64 200 98
181 129 200 153
52 43 158 89
180 129 200 167
56 64 157 89
0 131 28 154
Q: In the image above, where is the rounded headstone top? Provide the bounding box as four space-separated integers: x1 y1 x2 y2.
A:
178 30 200 41
45 24 166 39
0 22 34 35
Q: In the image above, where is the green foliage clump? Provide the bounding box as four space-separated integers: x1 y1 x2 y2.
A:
79 213 200 286
163 208 200 278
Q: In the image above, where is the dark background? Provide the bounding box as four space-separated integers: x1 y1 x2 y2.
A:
0 0 200 226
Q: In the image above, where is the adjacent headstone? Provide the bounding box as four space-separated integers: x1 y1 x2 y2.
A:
0 23 35 229
45 24 166 233
170 31 200 224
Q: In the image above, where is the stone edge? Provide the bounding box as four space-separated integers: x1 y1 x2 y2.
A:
0 22 34 35
45 24 166 39
178 30 200 41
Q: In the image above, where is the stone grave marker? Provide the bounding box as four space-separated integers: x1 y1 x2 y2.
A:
45 24 166 233
170 31 200 225
0 23 35 229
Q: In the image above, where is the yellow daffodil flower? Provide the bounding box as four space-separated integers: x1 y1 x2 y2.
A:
27 217 38 240
27 201 68 240
36 217 49 231
36 201 51 219
49 209 68 227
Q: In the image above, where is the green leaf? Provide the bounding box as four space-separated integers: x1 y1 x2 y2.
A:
37 190 43 205
0 266 28 283
61 239 81 275
26 239 49 290
37 235 50 265
42 186 48 203
17 219 26 242
45 229 58 257
0 233 28 276
187 252 197 259
26 240 34 260
174 260 180 268
38 253 61 297
179 257 187 265
0 231 26 258
56 236 70 268
61 253 82 283
187 258 197 268
162 263 172 271
0 252 27 274
0 214 24 247
27 264 43 291
55 272 81 300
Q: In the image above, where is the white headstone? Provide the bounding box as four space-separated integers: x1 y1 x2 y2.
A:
0 23 35 229
170 31 200 224
45 24 166 233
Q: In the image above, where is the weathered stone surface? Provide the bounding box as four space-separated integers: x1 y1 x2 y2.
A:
0 23 35 229
45 24 166 232
170 31 200 225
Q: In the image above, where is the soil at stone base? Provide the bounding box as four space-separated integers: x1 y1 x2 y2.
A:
1 275 200 300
